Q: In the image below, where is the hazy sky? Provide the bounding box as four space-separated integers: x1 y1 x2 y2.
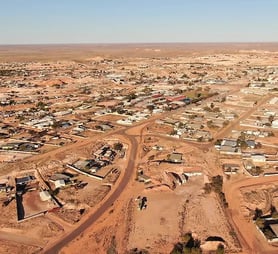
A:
1 0 278 44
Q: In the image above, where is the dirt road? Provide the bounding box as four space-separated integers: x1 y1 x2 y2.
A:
43 130 138 254
225 176 278 254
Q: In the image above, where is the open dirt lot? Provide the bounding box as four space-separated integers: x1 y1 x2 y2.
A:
127 176 240 253
0 240 41 254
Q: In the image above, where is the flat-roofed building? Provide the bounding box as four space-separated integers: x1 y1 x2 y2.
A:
168 153 183 164
39 191 51 202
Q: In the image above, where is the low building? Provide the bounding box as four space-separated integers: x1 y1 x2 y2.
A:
97 124 113 131
49 173 70 182
1 143 21 150
39 191 51 201
246 140 256 149
180 173 188 183
251 154 266 163
74 159 102 171
272 120 278 128
138 174 151 184
15 175 35 185
92 167 113 180
183 171 202 177
222 163 240 174
244 160 255 170
0 183 7 192
168 153 183 164
219 146 241 155
54 179 66 189
221 139 237 147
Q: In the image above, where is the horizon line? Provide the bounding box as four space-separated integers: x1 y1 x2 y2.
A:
1 41 278 47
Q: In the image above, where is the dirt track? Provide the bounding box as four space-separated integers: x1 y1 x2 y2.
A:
225 176 278 254
43 128 139 253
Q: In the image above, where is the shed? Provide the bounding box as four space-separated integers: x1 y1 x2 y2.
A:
49 173 70 182
244 160 255 170
54 179 66 189
251 154 266 163
222 163 240 170
223 163 239 174
168 153 183 163
40 191 51 201
0 183 7 192
138 174 151 183
221 139 237 147
16 175 34 185
246 140 256 149
272 120 278 128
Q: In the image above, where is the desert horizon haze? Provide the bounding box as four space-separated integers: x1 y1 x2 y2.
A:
1 42 278 62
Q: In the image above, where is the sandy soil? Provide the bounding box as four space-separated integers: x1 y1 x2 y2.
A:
23 189 57 218
0 239 41 254
128 190 182 253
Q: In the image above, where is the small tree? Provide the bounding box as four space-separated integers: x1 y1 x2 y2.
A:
36 101 47 110
126 93 137 101
204 183 212 194
211 175 223 193
171 233 202 254
52 120 61 129
253 208 263 220
197 136 203 142
216 243 225 254
255 142 262 149
113 142 123 151
271 205 278 218
269 115 274 123
170 129 178 136
146 104 155 112
148 155 155 161
223 120 229 127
